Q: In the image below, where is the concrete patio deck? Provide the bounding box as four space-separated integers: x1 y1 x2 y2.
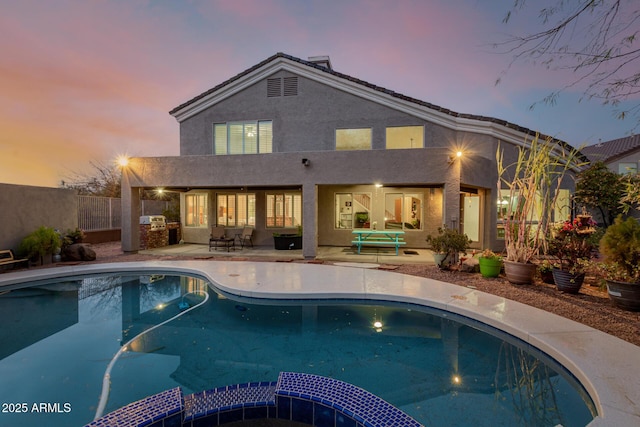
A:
139 243 438 265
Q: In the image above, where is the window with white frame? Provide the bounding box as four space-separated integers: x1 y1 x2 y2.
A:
336 128 372 150
217 193 256 227
266 193 302 227
335 192 372 229
214 121 272 155
385 126 424 149
185 193 208 227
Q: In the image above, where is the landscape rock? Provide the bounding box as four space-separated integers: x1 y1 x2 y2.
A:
63 243 97 261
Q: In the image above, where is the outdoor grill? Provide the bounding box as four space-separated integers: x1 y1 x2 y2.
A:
140 215 166 231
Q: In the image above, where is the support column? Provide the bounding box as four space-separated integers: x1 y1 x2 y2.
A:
444 155 462 230
121 171 141 253
302 184 317 259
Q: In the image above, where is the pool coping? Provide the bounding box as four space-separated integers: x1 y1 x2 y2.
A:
1 260 638 426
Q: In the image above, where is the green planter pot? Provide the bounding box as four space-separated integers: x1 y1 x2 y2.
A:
478 257 502 278
606 280 640 311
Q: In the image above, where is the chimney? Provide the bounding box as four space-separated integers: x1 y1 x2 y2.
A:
307 55 332 70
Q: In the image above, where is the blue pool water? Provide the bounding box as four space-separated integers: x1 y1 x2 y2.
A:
0 273 595 426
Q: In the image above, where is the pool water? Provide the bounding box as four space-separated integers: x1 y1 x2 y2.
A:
0 273 595 427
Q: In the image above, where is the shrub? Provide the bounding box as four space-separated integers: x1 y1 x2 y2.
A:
426 226 471 256
599 216 640 283
18 226 62 263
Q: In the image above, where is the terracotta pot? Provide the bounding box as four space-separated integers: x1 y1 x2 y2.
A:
552 268 585 294
432 253 448 269
606 280 640 311
503 260 536 285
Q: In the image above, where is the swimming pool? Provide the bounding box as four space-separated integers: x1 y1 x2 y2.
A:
0 270 595 427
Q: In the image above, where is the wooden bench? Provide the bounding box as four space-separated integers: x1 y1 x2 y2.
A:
0 250 29 270
351 230 406 255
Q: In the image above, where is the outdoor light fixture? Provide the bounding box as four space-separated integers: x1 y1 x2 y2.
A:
302 158 310 166
116 155 130 168
448 151 463 164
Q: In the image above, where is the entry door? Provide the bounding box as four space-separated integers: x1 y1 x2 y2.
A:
460 193 480 242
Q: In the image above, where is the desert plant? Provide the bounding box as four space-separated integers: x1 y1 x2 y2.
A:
18 226 62 264
599 215 640 283
497 135 586 264
426 226 471 268
64 227 86 245
479 249 502 260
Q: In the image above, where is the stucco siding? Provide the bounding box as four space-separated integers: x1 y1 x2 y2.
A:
0 184 77 252
178 71 450 156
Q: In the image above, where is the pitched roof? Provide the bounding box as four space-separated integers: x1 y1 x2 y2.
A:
170 53 533 132
169 52 587 160
581 134 640 163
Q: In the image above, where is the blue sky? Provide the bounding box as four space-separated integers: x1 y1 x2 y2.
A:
0 0 637 187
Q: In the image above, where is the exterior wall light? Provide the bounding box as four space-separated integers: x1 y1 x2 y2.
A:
302 158 310 166
116 155 130 168
448 151 463 164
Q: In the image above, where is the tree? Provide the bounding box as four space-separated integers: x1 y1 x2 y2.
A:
497 1 640 126
60 161 122 197
620 172 640 212
573 161 625 226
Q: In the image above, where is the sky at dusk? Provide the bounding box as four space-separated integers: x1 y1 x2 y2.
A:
1 0 638 188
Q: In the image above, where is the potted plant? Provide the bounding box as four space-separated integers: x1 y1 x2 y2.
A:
18 226 62 265
426 226 471 269
537 259 555 284
497 135 585 285
273 225 303 250
598 215 640 310
478 249 503 277
547 215 598 293
354 212 369 228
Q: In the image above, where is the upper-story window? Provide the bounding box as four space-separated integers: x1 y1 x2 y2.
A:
336 128 371 150
386 126 424 149
214 121 273 155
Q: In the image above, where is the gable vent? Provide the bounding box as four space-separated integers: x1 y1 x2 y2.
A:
267 78 282 97
283 76 298 96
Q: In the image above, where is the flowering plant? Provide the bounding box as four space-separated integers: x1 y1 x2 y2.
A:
548 215 598 273
479 249 502 260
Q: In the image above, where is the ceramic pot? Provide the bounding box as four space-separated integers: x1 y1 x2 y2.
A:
478 257 502 278
432 253 448 269
540 270 555 284
606 280 640 311
503 260 536 285
552 268 585 294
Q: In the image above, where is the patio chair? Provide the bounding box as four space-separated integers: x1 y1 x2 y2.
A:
238 226 254 248
209 226 233 251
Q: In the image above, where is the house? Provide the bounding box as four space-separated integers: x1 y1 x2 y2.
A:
581 134 640 175
120 53 580 258
581 134 640 221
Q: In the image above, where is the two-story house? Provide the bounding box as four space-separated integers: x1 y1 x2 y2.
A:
121 53 577 258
